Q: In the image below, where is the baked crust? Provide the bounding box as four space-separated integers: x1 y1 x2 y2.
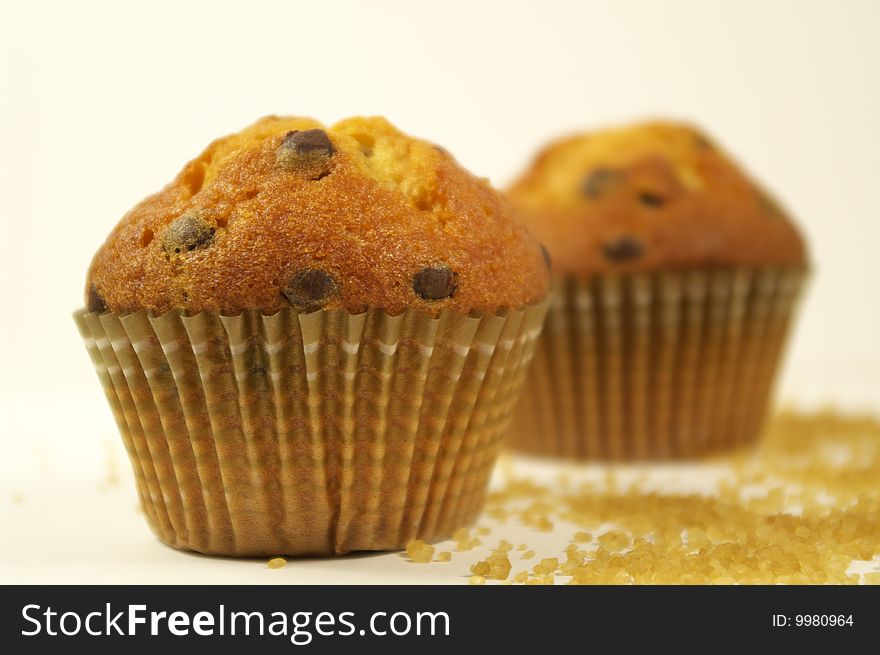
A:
86 116 549 315
507 121 808 275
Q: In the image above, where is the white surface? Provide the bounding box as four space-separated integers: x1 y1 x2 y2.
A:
0 0 878 398
1 0 879 584
0 390 565 584
1 385 878 585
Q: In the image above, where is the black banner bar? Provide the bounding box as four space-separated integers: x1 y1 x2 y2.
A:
1 585 877 651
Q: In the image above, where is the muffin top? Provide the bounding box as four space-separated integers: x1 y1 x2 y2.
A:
86 116 549 315
507 121 808 275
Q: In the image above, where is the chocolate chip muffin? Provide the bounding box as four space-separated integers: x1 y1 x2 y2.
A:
75 116 550 556
86 115 547 315
507 120 809 460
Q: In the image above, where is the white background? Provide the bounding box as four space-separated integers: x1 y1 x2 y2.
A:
1 0 878 583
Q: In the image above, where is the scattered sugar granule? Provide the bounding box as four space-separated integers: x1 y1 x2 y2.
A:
405 539 435 563
470 561 491 577
470 549 512 580
597 530 631 552
479 410 880 585
533 558 559 575
451 528 481 551
456 538 481 551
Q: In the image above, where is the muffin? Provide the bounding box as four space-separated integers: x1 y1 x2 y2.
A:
75 116 550 556
507 121 808 459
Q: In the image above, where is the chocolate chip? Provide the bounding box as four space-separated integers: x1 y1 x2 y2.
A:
413 265 457 300
282 269 337 308
162 213 215 255
602 236 645 262
284 129 334 156
87 285 106 313
277 129 335 179
581 168 622 199
540 244 552 269
638 191 665 208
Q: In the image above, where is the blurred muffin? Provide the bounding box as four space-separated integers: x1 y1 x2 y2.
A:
76 116 550 556
507 120 808 459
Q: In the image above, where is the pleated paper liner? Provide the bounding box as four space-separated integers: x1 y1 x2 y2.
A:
510 266 807 460
74 300 548 557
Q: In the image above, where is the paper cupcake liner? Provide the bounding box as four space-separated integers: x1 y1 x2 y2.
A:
510 267 806 460
74 301 548 556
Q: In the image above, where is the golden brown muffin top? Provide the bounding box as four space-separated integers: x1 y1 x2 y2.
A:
86 116 550 316
507 121 808 275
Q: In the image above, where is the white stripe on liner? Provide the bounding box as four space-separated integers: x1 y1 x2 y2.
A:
265 340 287 355
131 339 152 354
95 337 110 349
110 338 130 352
172 331 539 364
574 292 593 309
161 340 180 355
474 342 495 356
229 341 250 356
377 341 398 356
